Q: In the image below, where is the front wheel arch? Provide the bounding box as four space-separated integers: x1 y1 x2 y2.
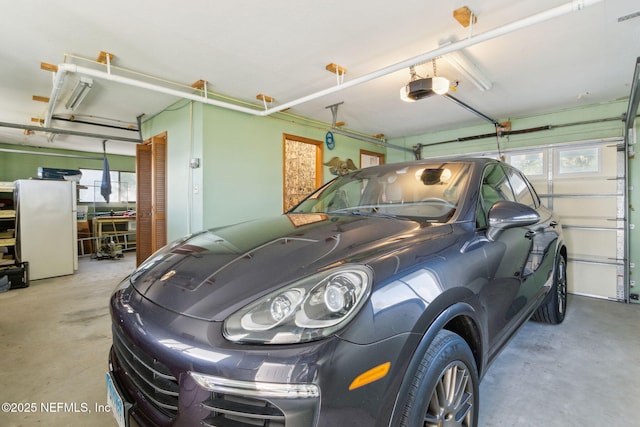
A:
388 304 484 426
398 329 479 427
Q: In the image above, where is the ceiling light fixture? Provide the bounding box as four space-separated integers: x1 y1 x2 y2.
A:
442 50 492 92
65 77 93 111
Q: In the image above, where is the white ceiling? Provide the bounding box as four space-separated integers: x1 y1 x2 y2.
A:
1 0 638 156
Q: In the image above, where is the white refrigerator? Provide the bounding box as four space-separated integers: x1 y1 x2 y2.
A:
14 179 78 280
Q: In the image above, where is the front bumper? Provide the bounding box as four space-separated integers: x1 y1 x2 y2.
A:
109 285 416 427
109 329 320 427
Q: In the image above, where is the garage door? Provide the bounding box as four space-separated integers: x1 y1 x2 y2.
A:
506 139 626 301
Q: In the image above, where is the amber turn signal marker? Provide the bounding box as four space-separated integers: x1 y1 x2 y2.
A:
349 362 391 391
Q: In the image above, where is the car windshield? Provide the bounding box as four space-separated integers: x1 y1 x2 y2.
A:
290 162 471 223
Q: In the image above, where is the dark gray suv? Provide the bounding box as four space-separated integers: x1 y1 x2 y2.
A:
108 158 566 427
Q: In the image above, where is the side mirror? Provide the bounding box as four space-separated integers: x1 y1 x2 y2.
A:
487 200 540 241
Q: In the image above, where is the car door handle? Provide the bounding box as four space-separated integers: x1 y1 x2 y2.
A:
550 221 558 228
525 230 536 239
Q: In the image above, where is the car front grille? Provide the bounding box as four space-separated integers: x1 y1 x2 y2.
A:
112 327 319 426
112 327 179 418
200 393 286 426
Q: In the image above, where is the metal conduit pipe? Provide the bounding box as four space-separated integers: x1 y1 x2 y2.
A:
0 147 103 160
44 68 67 129
414 115 629 151
52 115 140 132
0 121 141 143
443 94 501 127
43 0 602 131
329 127 413 153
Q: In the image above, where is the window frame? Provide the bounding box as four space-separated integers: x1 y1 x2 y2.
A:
78 168 136 203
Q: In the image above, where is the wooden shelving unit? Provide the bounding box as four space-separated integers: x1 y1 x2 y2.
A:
0 182 16 266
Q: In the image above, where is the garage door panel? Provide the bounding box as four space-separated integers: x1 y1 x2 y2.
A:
559 217 616 228
553 197 617 221
553 178 618 194
507 139 625 301
563 229 617 260
528 180 548 194
567 261 618 299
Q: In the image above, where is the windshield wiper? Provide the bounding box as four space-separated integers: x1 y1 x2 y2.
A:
328 207 405 220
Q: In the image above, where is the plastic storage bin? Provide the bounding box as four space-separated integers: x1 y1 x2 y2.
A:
0 261 29 290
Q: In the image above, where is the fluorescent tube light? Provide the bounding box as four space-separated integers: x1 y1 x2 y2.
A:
65 77 93 111
443 51 492 92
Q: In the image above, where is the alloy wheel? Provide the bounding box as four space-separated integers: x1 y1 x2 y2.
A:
423 361 474 427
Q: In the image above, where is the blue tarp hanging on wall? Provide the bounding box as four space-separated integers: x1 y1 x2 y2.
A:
101 140 112 203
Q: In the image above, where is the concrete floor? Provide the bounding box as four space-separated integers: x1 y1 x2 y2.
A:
1 254 639 427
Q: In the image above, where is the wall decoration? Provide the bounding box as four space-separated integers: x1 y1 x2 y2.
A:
360 150 385 169
325 157 358 175
325 131 335 150
283 135 322 212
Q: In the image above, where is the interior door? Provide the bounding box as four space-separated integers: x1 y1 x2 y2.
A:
136 133 167 266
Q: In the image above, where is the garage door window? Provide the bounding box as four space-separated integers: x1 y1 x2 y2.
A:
557 146 600 174
509 152 545 176
478 164 514 228
505 168 538 208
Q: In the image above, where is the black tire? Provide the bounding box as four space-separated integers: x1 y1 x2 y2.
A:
400 330 479 427
532 254 567 324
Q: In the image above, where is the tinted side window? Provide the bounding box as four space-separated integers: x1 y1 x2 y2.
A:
477 164 515 228
506 168 537 207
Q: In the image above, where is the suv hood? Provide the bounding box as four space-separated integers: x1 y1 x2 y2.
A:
130 213 450 321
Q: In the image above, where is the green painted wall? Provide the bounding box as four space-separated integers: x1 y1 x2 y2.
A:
0 143 134 182
142 100 197 241
142 101 384 241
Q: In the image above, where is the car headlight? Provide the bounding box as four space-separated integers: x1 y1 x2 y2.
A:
223 265 373 344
